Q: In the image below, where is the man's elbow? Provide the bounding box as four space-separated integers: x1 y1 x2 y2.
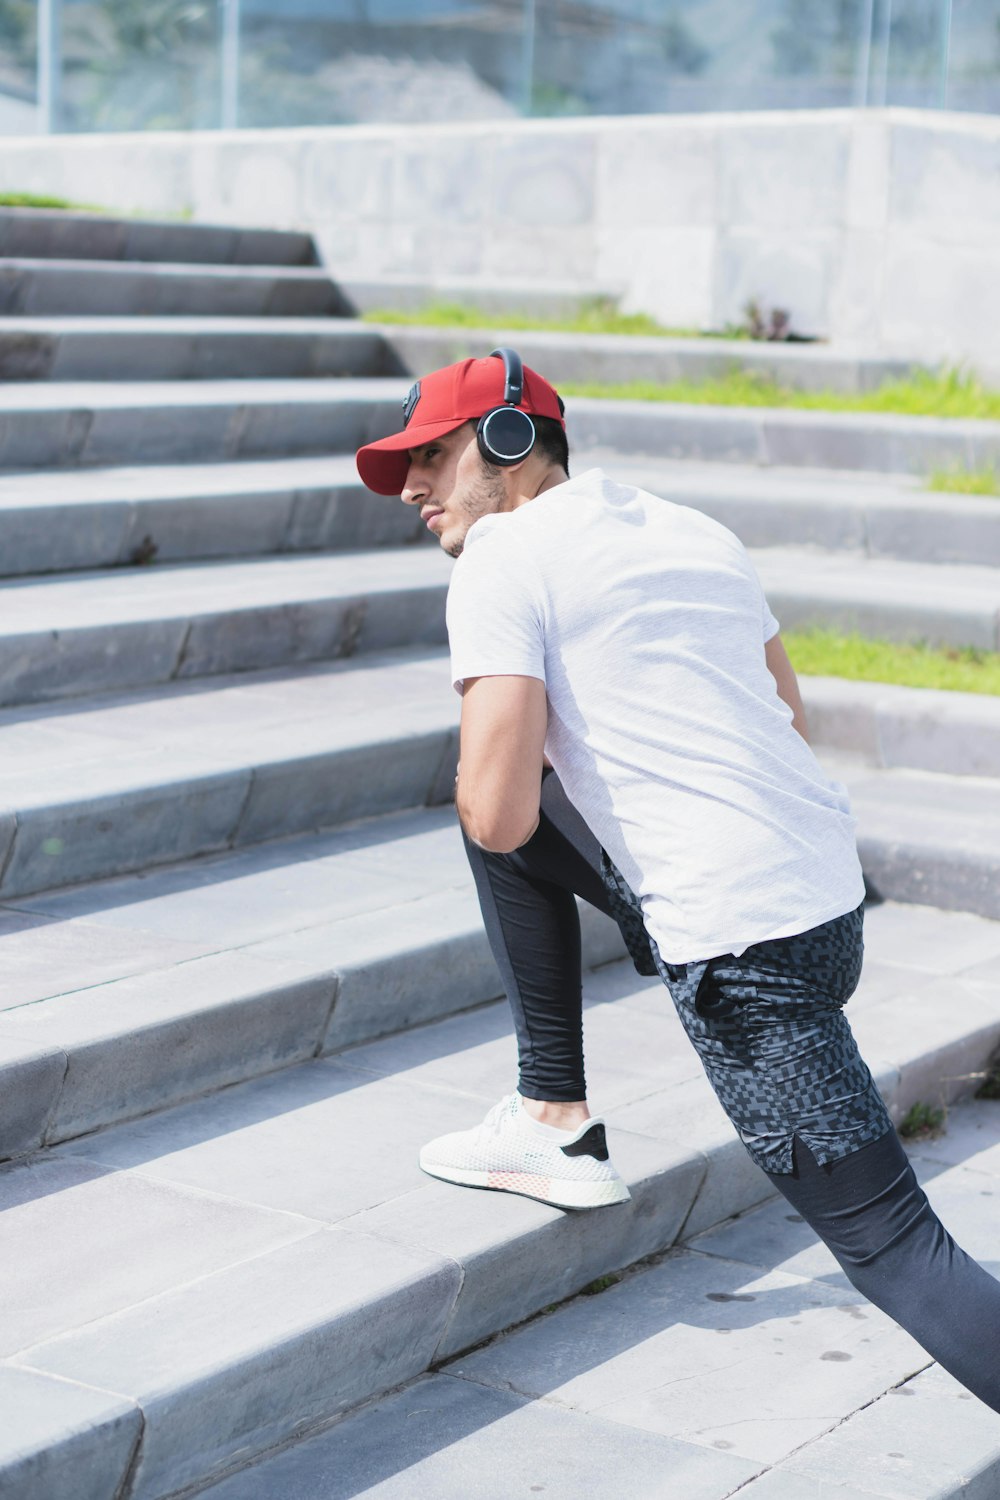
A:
456 791 539 854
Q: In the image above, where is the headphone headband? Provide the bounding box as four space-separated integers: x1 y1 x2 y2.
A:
489 347 524 408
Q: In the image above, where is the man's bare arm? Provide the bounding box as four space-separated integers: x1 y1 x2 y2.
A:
455 675 548 852
764 633 809 741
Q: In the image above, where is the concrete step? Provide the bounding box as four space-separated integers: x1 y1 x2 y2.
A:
0 317 401 382
202 1099 1000 1500
0 456 427 576
837 756 1000 922
378 324 920 394
341 276 622 321
1 532 996 700
0 260 350 317
0 692 997 1154
0 377 402 470
0 648 460 897
593 453 1000 569
5 378 997 478
0 208 317 265
1 452 996 578
0 546 451 706
0 800 628 1158
1 901 996 1500
752 546 1000 652
569 397 1000 477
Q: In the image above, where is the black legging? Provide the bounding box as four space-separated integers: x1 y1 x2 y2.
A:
463 773 1000 1412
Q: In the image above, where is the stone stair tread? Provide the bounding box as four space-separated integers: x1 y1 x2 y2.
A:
0 209 316 264
0 454 426 577
0 316 396 381
0 647 457 892
0 545 452 709
221 1104 1000 1500
0 546 449 628
0 374 404 412
3 905 998 1499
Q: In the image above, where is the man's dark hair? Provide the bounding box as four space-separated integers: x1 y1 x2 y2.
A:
533 415 570 476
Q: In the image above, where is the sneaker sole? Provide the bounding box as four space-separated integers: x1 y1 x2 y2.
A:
418 1157 631 1210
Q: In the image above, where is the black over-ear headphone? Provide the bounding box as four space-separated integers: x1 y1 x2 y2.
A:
477 347 537 467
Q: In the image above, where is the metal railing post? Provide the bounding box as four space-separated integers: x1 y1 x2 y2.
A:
220 0 241 130
36 0 61 134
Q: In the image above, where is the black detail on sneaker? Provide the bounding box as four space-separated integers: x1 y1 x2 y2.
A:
561 1123 609 1161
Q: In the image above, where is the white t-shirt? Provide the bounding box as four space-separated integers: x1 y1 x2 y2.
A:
446 468 865 965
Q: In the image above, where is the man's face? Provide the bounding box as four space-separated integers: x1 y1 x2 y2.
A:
400 423 507 558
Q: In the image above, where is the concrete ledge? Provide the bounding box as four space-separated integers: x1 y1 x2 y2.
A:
0 377 403 470
0 208 317 266
568 398 1000 476
0 547 451 706
0 317 400 382
0 259 348 317
5 900 995 1499
805 677 1000 777
379 325 920 394
0 456 428 577
0 1367 141 1500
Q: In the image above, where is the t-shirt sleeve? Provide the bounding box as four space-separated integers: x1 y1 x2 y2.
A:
446 532 546 695
761 591 780 642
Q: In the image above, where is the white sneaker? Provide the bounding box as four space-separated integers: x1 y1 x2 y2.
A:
419 1094 631 1209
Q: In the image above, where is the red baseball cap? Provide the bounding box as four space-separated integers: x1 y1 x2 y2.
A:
356 355 565 496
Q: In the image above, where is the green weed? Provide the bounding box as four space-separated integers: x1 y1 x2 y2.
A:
784 628 1000 696
899 1102 946 1140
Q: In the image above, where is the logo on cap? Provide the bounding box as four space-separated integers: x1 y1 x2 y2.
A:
402 381 421 427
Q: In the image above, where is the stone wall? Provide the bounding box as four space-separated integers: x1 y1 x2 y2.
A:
1 108 997 367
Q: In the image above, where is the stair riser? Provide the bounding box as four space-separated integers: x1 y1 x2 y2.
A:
0 485 428 577
0 731 450 898
0 264 348 318
0 584 448 707
0 395 400 470
668 493 1000 570
382 326 917 395
568 401 1000 477
766 588 1000 653
0 211 316 265
0 328 399 382
859 841 1000 922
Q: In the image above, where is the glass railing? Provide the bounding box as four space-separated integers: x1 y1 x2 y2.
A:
1 0 997 135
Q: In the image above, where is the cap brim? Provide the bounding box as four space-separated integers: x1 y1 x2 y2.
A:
356 416 466 496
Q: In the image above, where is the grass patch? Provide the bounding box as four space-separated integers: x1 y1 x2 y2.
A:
927 464 1000 496
975 1051 1000 1100
784 628 1000 696
899 1102 946 1140
581 1273 621 1296
559 365 1000 421
0 191 100 211
363 298 697 339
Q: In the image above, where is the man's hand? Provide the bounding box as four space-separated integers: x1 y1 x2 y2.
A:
455 675 548 852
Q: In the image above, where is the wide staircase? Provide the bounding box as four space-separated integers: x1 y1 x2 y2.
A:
1 208 999 1500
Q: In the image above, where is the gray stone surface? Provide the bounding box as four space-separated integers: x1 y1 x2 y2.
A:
382 325 917 394
568 398 1000 478
0 208 316 265
197 1371 759 1500
0 377 404 470
17 1228 459 1500
0 315 394 382
0 548 450 707
0 1366 141 1500
0 648 456 890
0 1155 318 1354
805 678 1000 778
0 951 335 1142
0 1033 65 1160
0 259 346 317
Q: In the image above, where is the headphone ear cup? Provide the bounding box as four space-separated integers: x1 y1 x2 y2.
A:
477 406 536 466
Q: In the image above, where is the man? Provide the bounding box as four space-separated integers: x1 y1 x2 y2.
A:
356 350 1000 1411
